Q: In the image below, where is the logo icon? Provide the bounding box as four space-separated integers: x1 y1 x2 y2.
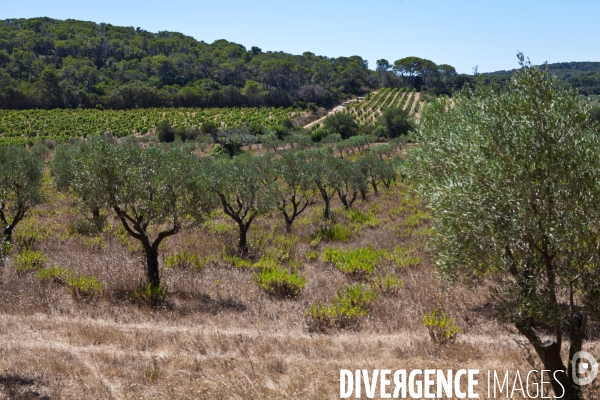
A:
571 351 598 386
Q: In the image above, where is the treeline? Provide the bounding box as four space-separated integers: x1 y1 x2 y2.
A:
0 18 465 111
0 17 378 110
482 61 600 96
374 57 471 98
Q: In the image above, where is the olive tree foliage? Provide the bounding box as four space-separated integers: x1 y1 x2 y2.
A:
51 143 104 230
330 158 367 209
56 138 213 287
210 127 257 157
358 152 397 195
305 147 338 220
0 146 43 264
272 151 316 232
406 56 600 400
206 154 277 253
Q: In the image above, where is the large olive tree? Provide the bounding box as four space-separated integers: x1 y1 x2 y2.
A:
406 55 600 400
59 138 213 287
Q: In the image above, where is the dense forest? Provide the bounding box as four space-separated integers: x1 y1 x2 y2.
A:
0 17 464 110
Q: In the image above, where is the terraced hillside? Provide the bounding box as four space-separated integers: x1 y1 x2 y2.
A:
344 88 423 124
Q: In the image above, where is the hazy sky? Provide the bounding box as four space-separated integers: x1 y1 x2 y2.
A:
2 0 599 74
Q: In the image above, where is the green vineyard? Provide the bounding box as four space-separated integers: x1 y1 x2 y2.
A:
0 107 303 146
343 88 422 124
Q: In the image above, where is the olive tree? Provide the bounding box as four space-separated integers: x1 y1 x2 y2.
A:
51 143 104 231
206 155 276 253
358 153 397 195
306 148 338 220
272 151 316 232
0 146 43 252
210 127 256 157
62 138 213 287
406 56 600 400
331 158 367 209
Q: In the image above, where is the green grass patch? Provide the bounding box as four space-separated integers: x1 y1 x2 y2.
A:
67 274 104 300
323 246 386 279
15 248 48 274
134 282 168 306
37 265 75 284
371 273 403 294
165 250 209 271
387 245 422 268
424 309 460 344
311 223 353 244
254 265 306 299
305 284 379 332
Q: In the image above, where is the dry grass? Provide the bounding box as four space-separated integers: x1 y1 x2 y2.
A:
0 168 598 399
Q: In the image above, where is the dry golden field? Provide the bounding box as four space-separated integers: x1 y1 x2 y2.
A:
0 150 598 400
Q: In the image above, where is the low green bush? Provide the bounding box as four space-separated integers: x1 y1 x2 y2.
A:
305 284 378 332
387 245 421 268
134 282 168 307
423 309 460 344
221 254 253 269
312 223 352 243
37 265 75 284
165 250 208 271
252 255 279 270
15 248 48 274
323 246 386 279
67 274 104 300
254 265 306 298
345 208 380 231
371 273 403 294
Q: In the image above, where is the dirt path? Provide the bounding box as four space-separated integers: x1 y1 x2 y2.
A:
303 97 365 129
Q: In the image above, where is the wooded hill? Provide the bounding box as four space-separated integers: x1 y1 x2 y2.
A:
0 17 464 110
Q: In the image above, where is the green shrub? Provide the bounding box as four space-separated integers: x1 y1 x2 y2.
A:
221 254 253 269
371 273 403 294
15 248 48 273
134 282 168 306
165 250 208 271
323 246 386 279
312 223 352 243
345 208 380 231
37 265 75 284
254 265 306 298
387 245 421 268
67 274 104 300
305 284 379 332
423 309 460 344
304 250 318 261
252 255 279 270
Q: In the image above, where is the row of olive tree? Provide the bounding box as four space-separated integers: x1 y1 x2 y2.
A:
204 148 398 252
47 140 398 288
